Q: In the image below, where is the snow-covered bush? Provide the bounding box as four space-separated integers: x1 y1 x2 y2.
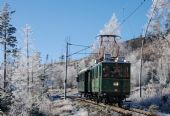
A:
0 88 13 113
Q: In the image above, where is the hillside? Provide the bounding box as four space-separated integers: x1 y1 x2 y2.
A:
40 33 170 92
1 34 170 115
48 33 170 113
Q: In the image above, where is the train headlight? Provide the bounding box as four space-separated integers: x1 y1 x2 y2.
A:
114 89 118 92
113 82 119 86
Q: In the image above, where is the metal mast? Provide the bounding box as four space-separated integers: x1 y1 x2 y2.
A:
64 41 68 100
4 28 7 90
23 24 32 91
139 36 144 97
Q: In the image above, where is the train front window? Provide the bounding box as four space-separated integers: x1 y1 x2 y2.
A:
103 64 127 78
113 67 121 78
123 65 130 79
103 66 110 78
103 65 120 78
103 64 130 78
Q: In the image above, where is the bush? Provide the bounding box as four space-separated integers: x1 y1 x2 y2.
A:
29 104 47 116
0 88 13 112
149 105 159 113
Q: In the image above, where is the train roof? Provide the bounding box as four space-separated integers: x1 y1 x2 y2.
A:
101 60 130 64
90 59 130 68
78 57 130 74
78 67 90 74
97 56 130 64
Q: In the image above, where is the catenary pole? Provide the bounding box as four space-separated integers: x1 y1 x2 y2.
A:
23 24 31 91
64 41 68 100
139 0 159 97
4 22 7 90
139 37 144 97
4 42 7 90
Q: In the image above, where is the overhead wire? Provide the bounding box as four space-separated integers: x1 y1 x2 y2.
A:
65 0 148 58
69 43 90 48
67 45 91 57
112 0 147 32
120 0 146 26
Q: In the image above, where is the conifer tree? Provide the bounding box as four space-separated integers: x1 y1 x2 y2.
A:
0 3 17 89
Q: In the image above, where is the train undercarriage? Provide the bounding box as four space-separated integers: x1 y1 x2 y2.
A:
80 92 126 106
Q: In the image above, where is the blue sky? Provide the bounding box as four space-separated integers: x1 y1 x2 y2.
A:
0 0 152 62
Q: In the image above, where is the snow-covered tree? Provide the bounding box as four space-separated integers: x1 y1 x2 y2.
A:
7 23 45 115
147 0 170 35
100 13 120 35
92 13 121 59
165 13 170 33
9 49 42 115
148 18 161 35
30 52 41 83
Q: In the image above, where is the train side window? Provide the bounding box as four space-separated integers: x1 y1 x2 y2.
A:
96 66 98 78
120 64 123 78
79 75 81 81
126 65 130 78
76 77 79 82
92 69 94 79
126 67 129 78
81 74 84 81
82 74 84 81
99 65 102 77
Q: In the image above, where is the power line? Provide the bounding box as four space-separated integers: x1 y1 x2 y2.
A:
64 0 148 58
68 45 91 57
76 53 98 55
69 43 90 48
64 0 147 58
112 0 146 32
120 0 146 26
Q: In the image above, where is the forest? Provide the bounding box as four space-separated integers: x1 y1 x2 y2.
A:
0 0 170 115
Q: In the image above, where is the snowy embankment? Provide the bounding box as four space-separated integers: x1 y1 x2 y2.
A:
44 98 119 116
127 84 170 115
34 89 88 116
38 88 122 116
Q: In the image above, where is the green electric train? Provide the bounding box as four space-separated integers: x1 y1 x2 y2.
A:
77 57 130 104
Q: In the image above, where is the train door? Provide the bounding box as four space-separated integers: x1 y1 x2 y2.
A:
99 64 102 92
88 71 92 93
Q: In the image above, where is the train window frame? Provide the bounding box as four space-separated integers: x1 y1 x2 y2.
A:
80 74 82 81
99 65 102 77
76 77 79 82
92 68 95 79
96 66 98 78
103 65 111 78
103 63 122 78
80 73 84 81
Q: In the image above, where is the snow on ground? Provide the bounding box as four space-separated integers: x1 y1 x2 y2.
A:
74 109 88 116
37 88 89 116
39 87 170 115
49 99 74 115
43 88 122 116
39 98 90 116
126 84 170 115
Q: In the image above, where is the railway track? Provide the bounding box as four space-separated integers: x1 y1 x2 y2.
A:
0 111 5 116
70 96 157 116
